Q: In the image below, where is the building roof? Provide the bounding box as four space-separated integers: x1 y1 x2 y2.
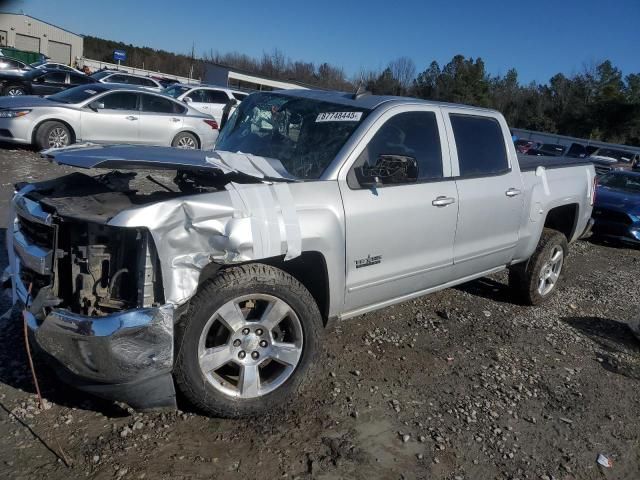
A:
0 12 83 38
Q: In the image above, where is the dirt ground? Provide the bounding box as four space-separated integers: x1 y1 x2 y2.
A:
0 147 638 480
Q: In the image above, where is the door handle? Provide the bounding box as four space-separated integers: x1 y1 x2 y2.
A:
505 188 522 197
432 196 456 207
125 115 138 121
171 117 180 122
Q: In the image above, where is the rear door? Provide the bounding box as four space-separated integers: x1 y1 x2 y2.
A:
340 106 459 313
137 93 185 146
442 109 524 277
80 91 140 143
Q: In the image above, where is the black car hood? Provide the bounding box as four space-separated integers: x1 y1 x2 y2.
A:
42 144 296 181
0 95 65 108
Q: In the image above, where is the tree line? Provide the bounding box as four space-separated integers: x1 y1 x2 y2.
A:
83 36 640 146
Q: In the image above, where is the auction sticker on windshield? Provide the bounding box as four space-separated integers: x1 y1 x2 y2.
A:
316 112 363 122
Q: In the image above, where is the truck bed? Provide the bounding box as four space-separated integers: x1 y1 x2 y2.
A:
517 154 593 172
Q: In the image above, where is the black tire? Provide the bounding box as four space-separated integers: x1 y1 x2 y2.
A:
171 132 199 149
174 264 322 418
509 228 569 306
3 85 25 96
34 121 72 150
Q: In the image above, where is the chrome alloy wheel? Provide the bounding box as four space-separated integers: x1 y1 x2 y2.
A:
176 135 197 149
47 127 69 148
7 88 24 96
537 245 564 296
197 294 304 399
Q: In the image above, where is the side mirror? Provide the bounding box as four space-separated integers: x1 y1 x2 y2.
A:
355 155 418 188
183 96 192 103
88 101 105 111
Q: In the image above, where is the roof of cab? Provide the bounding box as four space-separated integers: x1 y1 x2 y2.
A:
270 89 500 114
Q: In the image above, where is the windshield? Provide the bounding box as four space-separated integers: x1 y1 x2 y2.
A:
215 92 369 180
163 85 191 98
591 148 633 162
599 172 640 193
48 84 108 104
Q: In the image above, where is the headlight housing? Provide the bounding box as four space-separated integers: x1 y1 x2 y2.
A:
0 110 31 118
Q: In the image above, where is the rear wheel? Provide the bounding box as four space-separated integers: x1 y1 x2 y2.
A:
172 132 198 149
174 264 322 418
3 85 25 96
509 228 568 305
34 121 72 150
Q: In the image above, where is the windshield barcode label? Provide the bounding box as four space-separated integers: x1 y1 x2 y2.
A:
316 112 363 122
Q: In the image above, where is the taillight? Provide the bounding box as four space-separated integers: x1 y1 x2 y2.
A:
591 176 597 206
204 119 219 130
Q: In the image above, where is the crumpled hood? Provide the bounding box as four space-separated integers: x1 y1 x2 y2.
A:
42 144 296 181
596 186 640 215
0 95 65 109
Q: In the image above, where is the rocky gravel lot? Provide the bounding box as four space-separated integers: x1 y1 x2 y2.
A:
0 147 638 480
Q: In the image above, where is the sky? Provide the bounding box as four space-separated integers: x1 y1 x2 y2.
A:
4 0 640 84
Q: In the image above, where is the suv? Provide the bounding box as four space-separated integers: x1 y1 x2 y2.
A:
91 70 163 91
163 83 248 120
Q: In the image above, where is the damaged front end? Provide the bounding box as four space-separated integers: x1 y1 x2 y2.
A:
6 145 302 409
8 176 176 408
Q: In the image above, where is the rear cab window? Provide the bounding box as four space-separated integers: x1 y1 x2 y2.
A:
449 114 509 177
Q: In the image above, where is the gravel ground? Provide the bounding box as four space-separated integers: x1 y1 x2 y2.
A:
0 147 638 480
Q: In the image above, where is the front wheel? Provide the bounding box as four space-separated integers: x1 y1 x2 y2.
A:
174 264 322 418
3 85 25 96
509 228 568 305
35 121 72 150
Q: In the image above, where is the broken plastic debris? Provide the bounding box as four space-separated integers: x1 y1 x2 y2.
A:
596 453 612 468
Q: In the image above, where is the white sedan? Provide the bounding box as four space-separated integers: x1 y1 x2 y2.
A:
0 83 219 150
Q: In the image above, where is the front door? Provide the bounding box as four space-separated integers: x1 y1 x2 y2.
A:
442 109 524 277
80 91 140 143
340 106 459 314
32 72 67 95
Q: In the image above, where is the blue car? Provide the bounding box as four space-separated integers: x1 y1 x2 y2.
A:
592 170 640 244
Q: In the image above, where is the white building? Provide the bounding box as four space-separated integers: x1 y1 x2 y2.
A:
0 12 83 65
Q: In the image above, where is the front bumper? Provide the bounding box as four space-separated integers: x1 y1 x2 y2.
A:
7 193 177 409
0 117 33 144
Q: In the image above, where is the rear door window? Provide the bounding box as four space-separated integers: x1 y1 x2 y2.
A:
140 93 185 114
355 111 444 183
68 73 91 85
449 114 508 176
104 74 128 84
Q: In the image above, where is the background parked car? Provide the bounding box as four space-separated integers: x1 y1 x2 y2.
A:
591 170 640 244
90 70 163 91
526 143 566 156
0 56 33 74
31 60 84 75
162 83 248 120
0 69 95 96
588 147 640 175
0 84 219 149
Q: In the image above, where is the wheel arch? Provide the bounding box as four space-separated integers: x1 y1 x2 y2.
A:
543 203 579 241
196 252 331 326
31 118 77 146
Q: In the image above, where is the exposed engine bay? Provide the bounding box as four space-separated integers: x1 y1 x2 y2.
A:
17 167 234 317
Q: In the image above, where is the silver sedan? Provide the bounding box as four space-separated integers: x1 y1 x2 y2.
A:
0 84 219 150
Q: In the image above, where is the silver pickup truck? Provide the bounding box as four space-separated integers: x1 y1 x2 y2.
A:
5 89 596 417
